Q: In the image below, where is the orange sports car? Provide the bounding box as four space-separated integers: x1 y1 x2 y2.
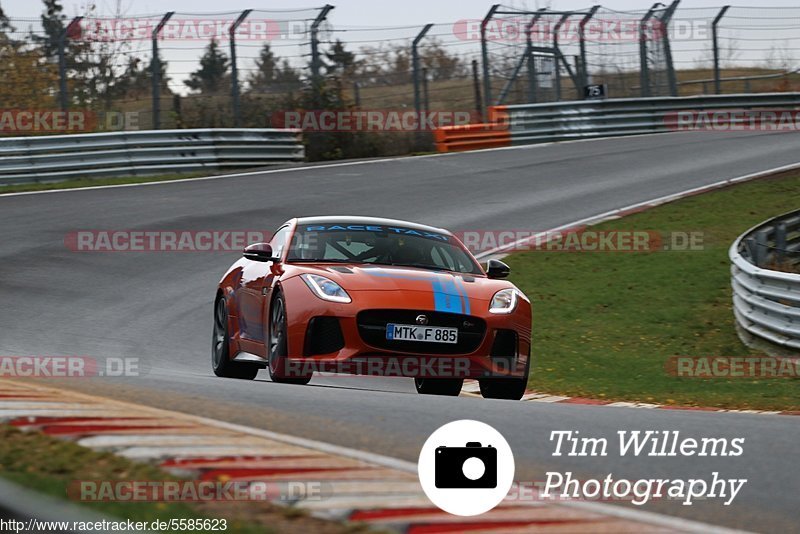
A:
212 216 531 400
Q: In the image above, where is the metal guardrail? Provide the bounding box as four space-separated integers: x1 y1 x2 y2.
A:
501 92 800 145
0 128 305 185
730 209 800 352
434 93 800 151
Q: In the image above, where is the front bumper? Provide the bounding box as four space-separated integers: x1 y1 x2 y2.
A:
281 281 531 380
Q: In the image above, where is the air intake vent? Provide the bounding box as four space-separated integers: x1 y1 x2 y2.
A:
304 317 345 356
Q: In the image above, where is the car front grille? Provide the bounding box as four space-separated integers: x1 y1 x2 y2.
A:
356 309 486 354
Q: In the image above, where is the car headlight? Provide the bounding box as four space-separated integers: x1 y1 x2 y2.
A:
489 288 518 314
301 274 351 303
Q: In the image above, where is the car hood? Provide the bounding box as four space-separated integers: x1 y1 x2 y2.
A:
286 263 516 302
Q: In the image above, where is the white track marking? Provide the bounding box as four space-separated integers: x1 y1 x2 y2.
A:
475 161 800 261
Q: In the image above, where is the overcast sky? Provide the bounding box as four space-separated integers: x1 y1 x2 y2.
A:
3 1 800 26
4 0 798 95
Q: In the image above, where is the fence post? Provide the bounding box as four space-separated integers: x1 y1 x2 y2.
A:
353 81 361 107
639 4 659 98
481 4 500 119
713 5 730 95
58 17 83 113
412 23 433 135
422 68 430 113
472 59 483 120
524 9 546 104
660 0 680 97
310 4 335 107
152 12 174 130
579 6 600 97
553 13 571 102
230 9 252 128
411 24 433 149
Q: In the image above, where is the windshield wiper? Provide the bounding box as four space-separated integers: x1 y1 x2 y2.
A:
287 258 355 263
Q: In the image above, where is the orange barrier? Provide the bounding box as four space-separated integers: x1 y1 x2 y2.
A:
433 106 510 153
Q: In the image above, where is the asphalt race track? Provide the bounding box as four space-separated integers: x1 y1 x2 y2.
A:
2 130 800 531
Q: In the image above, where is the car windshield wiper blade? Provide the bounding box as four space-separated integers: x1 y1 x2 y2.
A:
287 258 355 263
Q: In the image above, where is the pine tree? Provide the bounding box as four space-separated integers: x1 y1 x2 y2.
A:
184 39 229 94
247 43 277 91
35 0 66 59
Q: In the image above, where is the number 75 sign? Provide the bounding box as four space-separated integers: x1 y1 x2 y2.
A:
584 84 607 100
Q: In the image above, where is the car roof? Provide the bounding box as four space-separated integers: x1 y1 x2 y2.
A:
293 216 452 236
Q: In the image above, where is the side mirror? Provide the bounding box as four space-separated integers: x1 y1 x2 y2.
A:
486 259 511 279
243 243 279 263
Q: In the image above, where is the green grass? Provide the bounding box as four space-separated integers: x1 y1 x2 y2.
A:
0 173 213 195
507 172 800 411
0 426 357 533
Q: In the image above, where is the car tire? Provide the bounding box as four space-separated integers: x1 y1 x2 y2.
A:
268 291 312 385
478 356 530 400
212 297 259 380
414 377 463 396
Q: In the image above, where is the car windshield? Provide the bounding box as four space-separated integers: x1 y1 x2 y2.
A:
287 223 482 275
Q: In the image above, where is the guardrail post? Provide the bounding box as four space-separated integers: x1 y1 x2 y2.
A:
776 223 787 264
639 4 660 98
310 5 335 108
755 229 769 267
58 17 83 113
152 12 174 130
579 6 600 96
712 5 730 95
230 9 252 128
660 0 680 97
481 5 501 119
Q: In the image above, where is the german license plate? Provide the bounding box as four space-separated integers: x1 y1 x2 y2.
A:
386 324 458 344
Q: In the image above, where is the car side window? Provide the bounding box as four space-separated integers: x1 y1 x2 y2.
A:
270 226 291 258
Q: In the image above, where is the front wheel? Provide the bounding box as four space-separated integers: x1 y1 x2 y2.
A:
268 291 312 385
414 378 463 396
212 297 259 380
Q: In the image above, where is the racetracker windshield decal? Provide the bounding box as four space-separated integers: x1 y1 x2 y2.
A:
303 225 449 242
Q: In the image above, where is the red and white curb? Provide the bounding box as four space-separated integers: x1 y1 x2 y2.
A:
461 381 799 416
0 379 747 533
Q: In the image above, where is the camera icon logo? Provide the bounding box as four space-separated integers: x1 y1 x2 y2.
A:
418 420 515 516
435 442 497 489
